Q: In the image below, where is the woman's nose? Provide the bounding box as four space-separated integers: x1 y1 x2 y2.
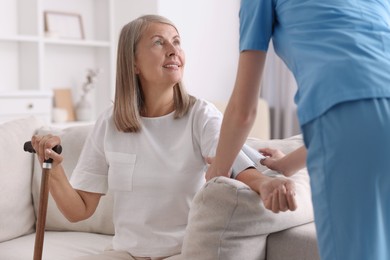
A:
166 43 178 57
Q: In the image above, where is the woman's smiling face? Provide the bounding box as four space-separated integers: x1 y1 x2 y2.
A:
134 22 185 89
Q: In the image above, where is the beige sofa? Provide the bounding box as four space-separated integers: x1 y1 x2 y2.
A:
0 116 319 260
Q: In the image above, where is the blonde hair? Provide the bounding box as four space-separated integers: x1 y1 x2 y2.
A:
114 14 196 133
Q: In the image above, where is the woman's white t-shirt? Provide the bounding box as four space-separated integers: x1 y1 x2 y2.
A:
70 99 253 257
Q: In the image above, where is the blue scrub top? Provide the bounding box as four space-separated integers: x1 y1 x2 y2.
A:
240 0 390 125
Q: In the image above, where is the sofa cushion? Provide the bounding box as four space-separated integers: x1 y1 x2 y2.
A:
0 231 113 260
181 177 269 260
181 135 314 260
0 117 44 242
32 124 114 235
267 222 320 260
246 134 304 174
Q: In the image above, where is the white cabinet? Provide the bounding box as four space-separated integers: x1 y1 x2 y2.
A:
0 0 116 122
0 91 52 124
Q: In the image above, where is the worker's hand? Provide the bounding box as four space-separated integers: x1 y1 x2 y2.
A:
259 148 290 175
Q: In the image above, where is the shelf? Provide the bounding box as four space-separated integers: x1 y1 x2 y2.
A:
0 41 40 91
0 90 52 98
0 35 40 42
0 36 110 47
0 0 116 122
43 38 111 47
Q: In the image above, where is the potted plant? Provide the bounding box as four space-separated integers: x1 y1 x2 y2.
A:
75 68 101 121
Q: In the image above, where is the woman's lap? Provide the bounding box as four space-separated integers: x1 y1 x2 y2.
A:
74 246 181 260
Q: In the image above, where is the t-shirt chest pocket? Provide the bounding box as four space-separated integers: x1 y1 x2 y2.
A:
107 152 137 192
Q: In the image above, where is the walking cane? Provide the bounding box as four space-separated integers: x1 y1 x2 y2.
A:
24 141 62 260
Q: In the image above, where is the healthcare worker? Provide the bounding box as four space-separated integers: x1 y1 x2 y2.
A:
206 1 390 259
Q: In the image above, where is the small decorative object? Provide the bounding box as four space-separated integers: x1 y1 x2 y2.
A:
52 107 68 123
53 88 76 121
44 11 84 40
75 69 101 121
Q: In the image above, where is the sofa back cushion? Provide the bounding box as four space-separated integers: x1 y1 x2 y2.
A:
32 124 114 235
0 117 44 242
245 135 305 174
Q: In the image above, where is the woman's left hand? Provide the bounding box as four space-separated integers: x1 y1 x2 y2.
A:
258 177 297 213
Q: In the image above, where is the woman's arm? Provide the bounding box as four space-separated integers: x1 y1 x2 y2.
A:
205 156 298 212
32 135 102 223
236 168 297 213
206 50 267 180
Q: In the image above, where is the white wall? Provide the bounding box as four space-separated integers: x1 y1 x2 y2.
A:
158 0 240 103
113 0 158 43
113 0 240 103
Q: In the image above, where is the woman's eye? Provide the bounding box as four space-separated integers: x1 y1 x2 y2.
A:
173 40 181 46
154 40 163 45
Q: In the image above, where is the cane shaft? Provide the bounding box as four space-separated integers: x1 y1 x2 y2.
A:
33 168 51 260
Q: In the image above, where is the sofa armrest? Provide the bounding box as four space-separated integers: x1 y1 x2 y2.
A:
181 134 314 259
182 174 314 260
0 117 45 243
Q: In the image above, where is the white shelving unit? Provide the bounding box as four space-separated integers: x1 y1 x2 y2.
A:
0 0 116 122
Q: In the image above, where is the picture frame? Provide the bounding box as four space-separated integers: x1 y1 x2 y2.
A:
44 11 84 40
